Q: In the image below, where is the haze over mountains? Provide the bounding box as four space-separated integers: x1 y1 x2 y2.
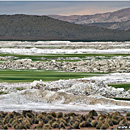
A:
0 14 130 41
49 8 130 30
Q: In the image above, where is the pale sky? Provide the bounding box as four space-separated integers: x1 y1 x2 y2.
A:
0 1 130 16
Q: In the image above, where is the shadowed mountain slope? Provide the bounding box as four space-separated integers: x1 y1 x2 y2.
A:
0 14 130 41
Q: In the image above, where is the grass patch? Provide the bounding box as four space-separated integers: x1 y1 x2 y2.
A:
108 83 130 91
108 83 130 101
111 97 130 101
16 87 24 91
0 91 7 95
0 53 130 61
0 69 105 83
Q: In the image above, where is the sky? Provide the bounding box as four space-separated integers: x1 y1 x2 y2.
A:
0 1 130 16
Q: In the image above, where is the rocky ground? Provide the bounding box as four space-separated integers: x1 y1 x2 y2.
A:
0 56 16 61
0 110 130 129
0 58 130 73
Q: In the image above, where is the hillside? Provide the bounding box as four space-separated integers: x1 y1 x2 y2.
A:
0 14 130 41
87 20 130 31
49 8 130 25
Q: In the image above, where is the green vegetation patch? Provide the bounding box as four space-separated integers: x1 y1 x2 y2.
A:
16 87 24 91
108 83 130 91
0 91 7 95
0 53 130 61
0 69 104 83
112 97 130 101
108 83 130 101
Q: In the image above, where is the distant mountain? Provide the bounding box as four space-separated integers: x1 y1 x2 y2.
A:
49 8 130 26
0 14 130 41
87 20 130 31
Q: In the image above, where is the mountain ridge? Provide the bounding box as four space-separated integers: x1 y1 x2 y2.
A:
0 14 130 41
86 20 130 31
48 8 130 30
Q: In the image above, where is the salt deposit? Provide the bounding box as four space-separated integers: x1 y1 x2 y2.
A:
0 76 130 112
1 48 130 55
1 41 130 49
87 73 130 84
0 41 130 112
1 58 130 73
0 41 130 54
0 79 130 112
1 102 130 113
29 79 129 98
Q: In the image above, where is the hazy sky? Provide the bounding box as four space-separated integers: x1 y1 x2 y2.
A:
0 1 130 15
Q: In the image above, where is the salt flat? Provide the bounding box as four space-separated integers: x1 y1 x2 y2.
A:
1 102 130 113
0 73 130 112
1 48 130 55
0 41 130 55
0 41 130 112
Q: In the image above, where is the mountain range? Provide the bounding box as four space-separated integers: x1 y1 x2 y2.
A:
87 20 130 31
49 8 130 30
0 14 130 41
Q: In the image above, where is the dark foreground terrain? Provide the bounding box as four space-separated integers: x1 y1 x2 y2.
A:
0 110 130 129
